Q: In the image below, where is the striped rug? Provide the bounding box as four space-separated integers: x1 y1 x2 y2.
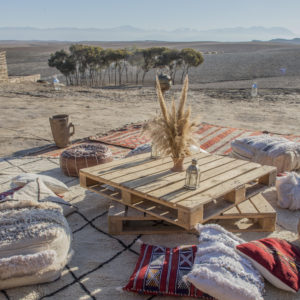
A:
89 123 300 155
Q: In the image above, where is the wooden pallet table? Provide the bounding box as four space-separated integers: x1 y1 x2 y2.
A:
108 193 276 234
80 152 276 230
108 201 186 235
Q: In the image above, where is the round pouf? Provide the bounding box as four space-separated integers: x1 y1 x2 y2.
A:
60 143 113 177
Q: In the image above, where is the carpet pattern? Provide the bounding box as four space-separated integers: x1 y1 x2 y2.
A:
33 123 300 160
89 123 300 155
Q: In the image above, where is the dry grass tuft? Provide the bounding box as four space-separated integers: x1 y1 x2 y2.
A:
145 76 198 159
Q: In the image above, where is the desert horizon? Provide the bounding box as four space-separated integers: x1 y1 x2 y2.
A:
2 40 300 85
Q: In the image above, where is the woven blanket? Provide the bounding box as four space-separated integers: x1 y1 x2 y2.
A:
31 123 300 159
89 123 300 154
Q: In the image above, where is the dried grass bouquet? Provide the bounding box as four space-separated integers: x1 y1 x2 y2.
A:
145 75 199 171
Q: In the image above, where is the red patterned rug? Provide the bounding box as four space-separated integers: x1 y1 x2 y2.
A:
89 123 300 155
33 123 300 158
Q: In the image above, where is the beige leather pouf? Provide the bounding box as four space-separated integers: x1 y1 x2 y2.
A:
60 143 113 177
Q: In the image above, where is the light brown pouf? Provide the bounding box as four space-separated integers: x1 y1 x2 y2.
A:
60 143 113 177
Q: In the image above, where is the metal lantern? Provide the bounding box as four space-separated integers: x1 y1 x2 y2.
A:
151 143 161 159
185 159 201 190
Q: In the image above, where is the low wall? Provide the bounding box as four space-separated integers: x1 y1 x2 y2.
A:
8 74 41 84
0 51 8 81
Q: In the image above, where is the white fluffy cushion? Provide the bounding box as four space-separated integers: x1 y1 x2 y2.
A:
276 172 300 210
186 224 264 300
0 197 73 289
12 173 69 194
7 179 76 216
231 135 300 173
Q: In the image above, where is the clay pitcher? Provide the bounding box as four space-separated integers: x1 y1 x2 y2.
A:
49 114 75 148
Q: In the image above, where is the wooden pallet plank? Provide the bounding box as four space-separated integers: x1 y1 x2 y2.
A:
101 152 210 181
101 157 173 180
222 206 240 215
133 155 229 194
88 184 122 201
135 157 244 199
250 193 275 214
237 200 258 214
110 152 210 185
109 202 152 220
121 153 219 190
156 161 258 203
258 217 276 231
108 219 187 235
131 200 180 222
80 152 151 177
178 165 276 210
208 218 274 232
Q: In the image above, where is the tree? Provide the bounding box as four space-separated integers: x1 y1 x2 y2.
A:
48 50 75 85
48 45 204 87
141 47 167 84
128 48 144 84
156 49 182 84
180 48 204 83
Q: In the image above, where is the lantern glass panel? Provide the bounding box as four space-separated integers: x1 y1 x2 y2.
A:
189 173 197 188
185 159 201 190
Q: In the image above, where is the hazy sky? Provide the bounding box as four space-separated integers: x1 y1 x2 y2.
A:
1 0 300 34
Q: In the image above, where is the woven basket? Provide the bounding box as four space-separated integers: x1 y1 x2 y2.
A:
60 143 113 177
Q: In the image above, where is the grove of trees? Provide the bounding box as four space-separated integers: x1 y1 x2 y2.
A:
48 45 204 87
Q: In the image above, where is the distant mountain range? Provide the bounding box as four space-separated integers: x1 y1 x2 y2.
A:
269 38 300 44
0 26 296 42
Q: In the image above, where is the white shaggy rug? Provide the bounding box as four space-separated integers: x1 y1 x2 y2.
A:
0 156 299 300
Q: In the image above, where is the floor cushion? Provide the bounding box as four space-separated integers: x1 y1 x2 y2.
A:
6 178 76 216
0 196 73 289
231 135 300 173
12 173 69 194
236 238 300 293
124 243 214 298
276 172 300 210
60 143 113 177
186 224 264 300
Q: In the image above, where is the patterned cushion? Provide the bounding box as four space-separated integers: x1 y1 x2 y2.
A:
236 238 300 292
123 243 214 298
231 135 300 173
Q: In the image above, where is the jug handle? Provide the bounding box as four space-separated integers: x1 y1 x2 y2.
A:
68 123 75 137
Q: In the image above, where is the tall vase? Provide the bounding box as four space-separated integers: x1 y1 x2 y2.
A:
171 157 185 172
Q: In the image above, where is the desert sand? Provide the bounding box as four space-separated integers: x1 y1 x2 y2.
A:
0 80 299 157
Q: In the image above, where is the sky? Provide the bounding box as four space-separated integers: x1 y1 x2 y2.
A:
1 0 300 35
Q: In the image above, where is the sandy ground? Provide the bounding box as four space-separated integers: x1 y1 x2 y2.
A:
0 81 299 157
